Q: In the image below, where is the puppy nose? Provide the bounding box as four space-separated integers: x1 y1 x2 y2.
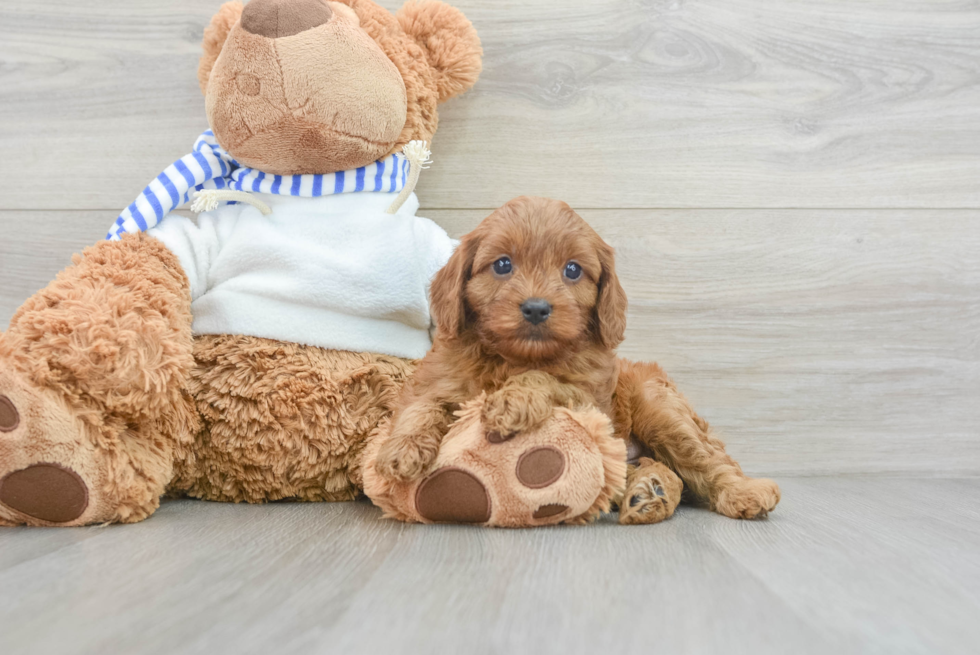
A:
241 0 333 38
521 298 552 325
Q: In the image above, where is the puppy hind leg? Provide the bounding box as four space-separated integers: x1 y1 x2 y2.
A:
618 458 682 525
616 360 780 520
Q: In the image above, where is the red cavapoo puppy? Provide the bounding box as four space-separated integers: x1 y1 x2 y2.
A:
376 196 779 523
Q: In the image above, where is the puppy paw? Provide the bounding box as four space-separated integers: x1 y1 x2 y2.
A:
374 435 438 482
619 458 682 525
481 387 550 439
713 477 781 519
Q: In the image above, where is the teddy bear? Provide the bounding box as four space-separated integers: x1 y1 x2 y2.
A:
0 0 486 526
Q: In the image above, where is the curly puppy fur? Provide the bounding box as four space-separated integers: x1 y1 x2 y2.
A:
375 196 780 522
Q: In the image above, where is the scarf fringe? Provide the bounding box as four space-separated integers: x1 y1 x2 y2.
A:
387 141 432 215
191 190 272 215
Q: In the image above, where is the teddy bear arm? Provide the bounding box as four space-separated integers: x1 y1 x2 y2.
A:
5 233 194 421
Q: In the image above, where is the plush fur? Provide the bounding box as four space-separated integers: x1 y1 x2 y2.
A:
0 0 480 526
173 337 414 503
396 0 482 102
375 197 781 523
200 0 481 174
198 2 244 95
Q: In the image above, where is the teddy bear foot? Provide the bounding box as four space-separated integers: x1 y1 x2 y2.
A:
0 367 105 526
618 457 683 525
414 467 492 523
0 366 174 527
363 397 628 527
0 463 90 526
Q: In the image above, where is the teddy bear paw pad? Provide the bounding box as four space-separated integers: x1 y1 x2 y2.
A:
0 395 19 432
516 446 565 488
532 503 569 519
415 467 491 523
485 430 515 444
0 463 89 523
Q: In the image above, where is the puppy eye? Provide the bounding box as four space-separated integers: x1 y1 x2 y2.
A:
564 261 583 280
493 256 512 276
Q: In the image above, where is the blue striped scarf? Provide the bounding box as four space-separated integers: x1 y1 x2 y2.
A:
107 130 410 241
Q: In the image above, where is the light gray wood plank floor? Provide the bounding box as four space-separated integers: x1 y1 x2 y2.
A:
1 477 978 655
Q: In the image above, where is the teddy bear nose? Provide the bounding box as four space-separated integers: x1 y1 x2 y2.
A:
241 0 333 39
521 298 552 325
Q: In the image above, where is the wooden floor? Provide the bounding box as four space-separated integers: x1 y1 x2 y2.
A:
1 477 977 655
2 1 979 653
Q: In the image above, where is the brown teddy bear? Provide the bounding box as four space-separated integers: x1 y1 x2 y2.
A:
0 0 484 526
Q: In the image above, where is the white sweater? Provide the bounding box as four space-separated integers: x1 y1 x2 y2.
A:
148 191 455 359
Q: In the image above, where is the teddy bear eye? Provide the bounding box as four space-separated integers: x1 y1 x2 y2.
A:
493 257 512 275
564 261 582 280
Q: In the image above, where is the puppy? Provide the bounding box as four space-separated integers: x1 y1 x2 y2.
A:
376 196 780 522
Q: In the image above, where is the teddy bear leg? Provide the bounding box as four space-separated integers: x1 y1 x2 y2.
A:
616 359 780 520
168 337 414 504
0 234 197 526
364 399 627 527
618 457 683 525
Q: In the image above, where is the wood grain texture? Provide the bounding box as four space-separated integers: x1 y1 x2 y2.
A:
1 1 979 210
0 477 978 655
2 209 977 476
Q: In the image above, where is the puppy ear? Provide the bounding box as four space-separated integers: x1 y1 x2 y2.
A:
430 232 478 339
594 241 628 349
396 0 482 102
198 2 244 95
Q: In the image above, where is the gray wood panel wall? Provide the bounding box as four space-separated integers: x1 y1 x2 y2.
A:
1 0 977 476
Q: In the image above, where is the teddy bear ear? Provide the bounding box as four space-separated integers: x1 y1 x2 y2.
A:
396 0 482 102
197 2 245 96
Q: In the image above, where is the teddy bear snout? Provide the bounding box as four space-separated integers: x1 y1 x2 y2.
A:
241 0 333 39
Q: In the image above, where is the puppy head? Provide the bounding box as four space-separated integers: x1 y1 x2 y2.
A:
431 196 627 363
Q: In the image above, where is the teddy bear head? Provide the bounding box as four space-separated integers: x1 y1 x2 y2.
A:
197 0 481 176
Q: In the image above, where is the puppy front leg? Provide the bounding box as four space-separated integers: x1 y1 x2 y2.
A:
617 360 780 519
375 399 453 482
482 371 592 441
